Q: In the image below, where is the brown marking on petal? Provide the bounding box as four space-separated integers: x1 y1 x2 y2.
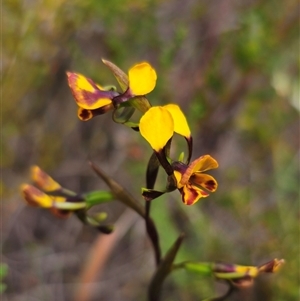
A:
22 191 39 206
258 259 285 273
185 190 198 205
180 186 199 206
172 161 188 174
67 72 115 109
78 104 113 121
180 163 195 186
93 104 114 115
78 108 92 121
21 185 45 206
214 263 236 273
181 183 210 205
81 90 95 106
200 190 209 197
204 179 217 191
79 90 102 107
190 173 218 192
31 166 61 191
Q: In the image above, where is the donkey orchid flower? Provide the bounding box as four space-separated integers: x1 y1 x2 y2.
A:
173 155 218 205
67 62 157 121
21 166 85 218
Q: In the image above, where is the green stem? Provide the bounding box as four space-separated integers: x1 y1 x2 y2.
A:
83 191 114 209
89 161 161 266
55 202 86 210
148 234 185 301
89 162 145 217
145 201 161 266
145 152 162 266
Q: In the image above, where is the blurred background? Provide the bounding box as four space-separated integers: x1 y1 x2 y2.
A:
2 0 299 300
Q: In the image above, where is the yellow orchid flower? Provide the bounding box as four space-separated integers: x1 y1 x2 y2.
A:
20 184 85 218
140 105 217 205
142 154 218 205
21 166 86 218
139 104 193 182
139 104 191 152
21 184 54 208
173 155 218 205
67 62 156 121
213 259 285 287
21 165 116 234
183 258 284 288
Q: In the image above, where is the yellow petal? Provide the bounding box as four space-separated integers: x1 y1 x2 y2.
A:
191 173 218 192
21 184 53 208
174 170 184 189
52 196 67 203
164 104 191 138
235 265 259 278
31 166 61 192
180 155 218 186
190 155 219 174
128 62 157 95
180 183 209 205
67 72 112 110
139 106 174 151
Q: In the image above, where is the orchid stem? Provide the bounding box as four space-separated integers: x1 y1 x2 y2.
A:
145 200 161 266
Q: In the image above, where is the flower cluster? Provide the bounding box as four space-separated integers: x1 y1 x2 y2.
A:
67 60 218 205
19 58 284 300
